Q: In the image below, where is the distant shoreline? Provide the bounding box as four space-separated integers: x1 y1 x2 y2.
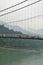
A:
0 34 43 40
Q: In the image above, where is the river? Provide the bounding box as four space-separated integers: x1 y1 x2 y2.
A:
0 48 43 65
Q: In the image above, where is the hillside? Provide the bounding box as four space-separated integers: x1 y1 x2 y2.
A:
5 25 43 37
0 25 22 34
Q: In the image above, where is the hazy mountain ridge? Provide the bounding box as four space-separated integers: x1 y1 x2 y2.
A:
8 25 32 35
0 25 22 34
7 25 43 37
0 20 43 37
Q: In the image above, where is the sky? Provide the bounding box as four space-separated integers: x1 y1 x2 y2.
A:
0 0 43 31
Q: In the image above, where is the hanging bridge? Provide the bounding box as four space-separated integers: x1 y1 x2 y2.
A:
0 0 42 40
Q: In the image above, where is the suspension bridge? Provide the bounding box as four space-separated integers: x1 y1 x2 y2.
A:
0 0 42 39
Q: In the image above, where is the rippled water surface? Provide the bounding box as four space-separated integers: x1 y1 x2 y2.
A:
0 48 43 65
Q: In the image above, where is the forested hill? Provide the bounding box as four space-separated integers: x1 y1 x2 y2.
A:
0 25 22 34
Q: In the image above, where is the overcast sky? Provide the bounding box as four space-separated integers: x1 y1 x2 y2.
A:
0 0 43 30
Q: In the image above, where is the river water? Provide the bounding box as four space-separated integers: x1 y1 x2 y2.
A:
0 48 43 65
